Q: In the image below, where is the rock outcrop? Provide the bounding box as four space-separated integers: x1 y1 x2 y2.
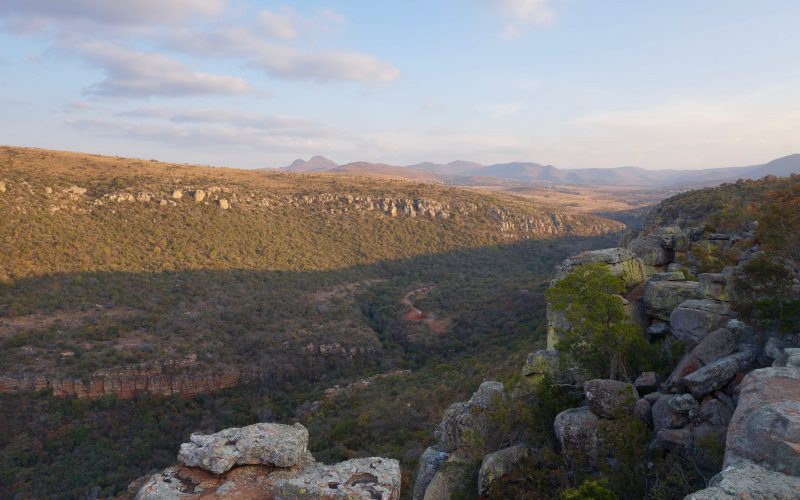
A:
684 461 800 500
133 422 401 499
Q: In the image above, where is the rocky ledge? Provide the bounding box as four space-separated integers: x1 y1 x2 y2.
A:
129 422 401 499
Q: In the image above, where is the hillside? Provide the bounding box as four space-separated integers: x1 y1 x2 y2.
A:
0 146 622 498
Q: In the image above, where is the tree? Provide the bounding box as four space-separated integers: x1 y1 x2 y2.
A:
545 263 645 380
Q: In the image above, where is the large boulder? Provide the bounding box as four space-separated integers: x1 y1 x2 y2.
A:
699 273 730 301
691 328 736 365
644 281 701 321
724 367 800 476
584 379 637 419
670 299 736 343
521 349 560 381
477 445 530 496
652 394 698 432
435 381 504 453
177 422 309 474
413 447 449 500
683 352 752 399
684 461 800 500
634 372 659 395
135 457 401 499
423 452 477 500
554 407 599 466
628 236 670 266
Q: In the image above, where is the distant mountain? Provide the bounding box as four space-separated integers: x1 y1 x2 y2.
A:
284 155 338 172
280 154 800 188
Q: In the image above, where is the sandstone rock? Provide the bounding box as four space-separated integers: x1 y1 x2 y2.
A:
178 422 309 474
554 407 598 466
194 190 206 202
683 355 741 399
218 199 229 210
724 367 800 476
670 299 735 343
66 185 87 195
136 192 151 202
0 181 5 193
553 248 645 289
435 381 504 453
665 353 703 391
44 186 52 194
644 280 702 321
477 445 530 496
467 381 504 409
584 379 637 419
634 372 659 395
413 447 449 500
698 398 733 426
652 395 691 432
423 452 477 500
172 190 183 200
699 273 730 301
136 457 401 500
684 461 800 500
655 428 693 455
649 271 687 281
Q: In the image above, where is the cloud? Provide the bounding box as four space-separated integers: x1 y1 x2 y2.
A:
0 0 225 29
575 101 742 129
252 47 400 83
491 0 556 38
74 42 250 98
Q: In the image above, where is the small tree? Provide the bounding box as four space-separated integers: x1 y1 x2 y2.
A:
545 263 645 380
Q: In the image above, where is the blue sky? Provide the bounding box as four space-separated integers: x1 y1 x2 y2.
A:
1 0 799 169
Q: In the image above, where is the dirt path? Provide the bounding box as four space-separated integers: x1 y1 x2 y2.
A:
401 286 451 334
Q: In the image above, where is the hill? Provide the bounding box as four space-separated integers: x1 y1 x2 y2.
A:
0 146 622 498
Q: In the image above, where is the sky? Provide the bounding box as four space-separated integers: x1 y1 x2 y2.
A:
1 0 799 170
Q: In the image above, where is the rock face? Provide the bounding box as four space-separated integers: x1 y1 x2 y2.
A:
477 445 530 496
684 461 800 500
724 367 800 476
521 349 560 381
413 447 449 500
178 422 310 474
435 381 504 453
422 452 475 500
584 379 637 419
670 299 735 343
682 354 744 399
133 422 401 499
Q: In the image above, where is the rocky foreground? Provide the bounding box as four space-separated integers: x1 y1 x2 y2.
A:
128 422 400 499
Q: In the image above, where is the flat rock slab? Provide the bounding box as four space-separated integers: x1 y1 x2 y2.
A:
684 461 800 500
178 422 310 474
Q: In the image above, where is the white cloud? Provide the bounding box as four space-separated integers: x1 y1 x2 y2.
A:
73 42 250 98
252 47 400 83
0 0 226 26
491 0 556 38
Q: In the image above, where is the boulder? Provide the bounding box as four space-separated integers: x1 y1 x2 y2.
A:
554 407 598 466
584 379 637 419
773 348 800 368
646 320 671 340
665 353 703 391
521 350 560 380
724 367 800 476
553 248 645 289
477 445 530 496
691 328 736 365
413 447 449 500
634 372 659 395
764 336 787 360
684 461 800 500
171 190 183 200
435 381 504 453
670 299 735 343
649 271 687 282
635 398 653 425
194 190 206 202
644 280 701 321
423 452 477 500
177 422 309 474
218 199 230 210
628 236 670 266
683 352 753 399
652 394 695 432
699 273 730 301
135 457 401 500
655 428 693 455
644 391 664 405
698 398 733 426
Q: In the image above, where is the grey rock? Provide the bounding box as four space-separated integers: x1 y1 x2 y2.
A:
413 447 449 500
683 354 741 399
653 395 690 432
725 367 800 476
435 381 504 453
521 350 560 379
684 461 800 500
692 328 736 365
644 391 664 405
764 337 787 360
477 445 530 496
584 379 637 419
628 236 670 266
554 407 598 466
699 273 730 301
634 372 659 395
655 428 693 455
635 398 652 425
647 320 671 340
423 452 477 500
649 271 687 282
668 393 699 415
670 299 735 343
644 280 702 321
177 422 309 474
698 398 733 426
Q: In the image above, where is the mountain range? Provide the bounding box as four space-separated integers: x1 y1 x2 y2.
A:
280 154 800 188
